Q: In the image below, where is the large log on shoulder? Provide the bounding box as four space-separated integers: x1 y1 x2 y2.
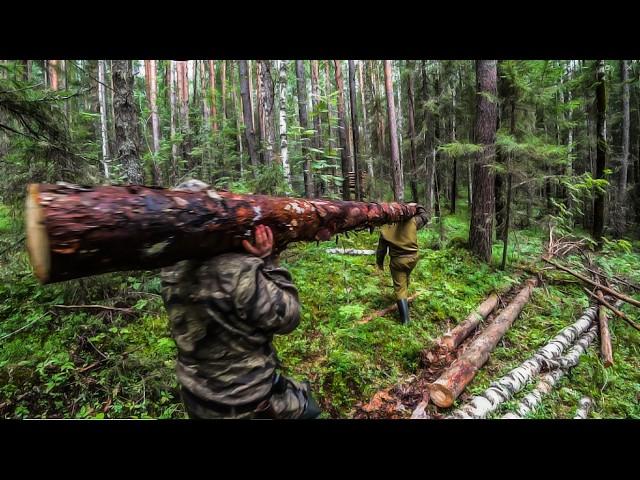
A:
26 183 418 284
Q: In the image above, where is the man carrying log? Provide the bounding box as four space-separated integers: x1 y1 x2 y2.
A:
160 180 322 419
376 205 429 324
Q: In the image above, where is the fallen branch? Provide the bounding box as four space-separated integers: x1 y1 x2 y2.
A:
596 290 614 367
358 292 422 324
544 257 640 309
573 397 594 419
0 313 48 342
501 324 599 419
582 288 640 332
53 304 135 315
440 293 499 350
326 248 376 255
429 278 538 408
448 305 598 419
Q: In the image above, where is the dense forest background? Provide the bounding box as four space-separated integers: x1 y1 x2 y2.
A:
1 59 639 419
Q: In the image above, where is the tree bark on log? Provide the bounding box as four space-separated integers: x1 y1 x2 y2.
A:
448 305 598 419
573 397 594 419
597 290 614 367
501 324 599 419
440 293 499 350
544 257 640 309
429 278 538 407
429 278 538 408
25 183 418 284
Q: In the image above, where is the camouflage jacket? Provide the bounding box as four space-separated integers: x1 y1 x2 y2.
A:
161 253 301 406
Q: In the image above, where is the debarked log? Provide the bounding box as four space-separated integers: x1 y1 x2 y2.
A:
440 293 499 350
573 397 594 419
26 183 418 283
429 278 538 408
448 305 599 419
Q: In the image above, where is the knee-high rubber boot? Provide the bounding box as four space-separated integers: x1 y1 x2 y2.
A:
397 298 410 325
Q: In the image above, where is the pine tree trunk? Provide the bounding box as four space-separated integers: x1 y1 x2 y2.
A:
48 60 59 90
469 60 497 262
112 60 142 184
146 60 162 184
359 60 373 185
238 60 259 169
617 60 630 233
334 60 352 200
406 62 419 202
97 60 111 180
208 60 218 132
310 60 324 197
276 60 291 190
296 60 314 198
384 60 403 202
593 60 607 247
257 60 275 166
200 60 210 132
348 60 362 200
221 60 227 122
26 183 418 284
421 61 434 217
168 61 179 184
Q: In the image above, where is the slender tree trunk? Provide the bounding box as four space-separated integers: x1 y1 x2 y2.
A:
229 61 244 179
253 61 263 159
348 60 362 200
422 61 434 216
200 60 210 132
168 61 179 184
469 60 498 262
617 60 630 234
238 60 259 169
257 60 275 166
593 60 607 247
112 60 143 184
176 60 191 167
406 62 419 202
146 61 161 178
276 60 291 190
48 60 59 90
296 60 314 197
221 60 227 122
97 60 110 180
384 60 403 202
310 60 324 197
450 81 457 213
208 60 218 132
358 60 373 185
323 60 334 149
334 60 352 200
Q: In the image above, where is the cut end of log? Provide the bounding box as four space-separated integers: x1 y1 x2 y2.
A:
429 383 454 408
25 184 50 284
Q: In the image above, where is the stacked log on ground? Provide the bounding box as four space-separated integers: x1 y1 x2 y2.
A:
596 291 614 367
501 324 599 419
448 305 599 419
326 248 376 255
26 183 418 283
440 293 499 350
583 287 640 332
573 397 594 419
428 278 538 408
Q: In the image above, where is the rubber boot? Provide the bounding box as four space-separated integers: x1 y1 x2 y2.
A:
397 298 410 325
300 382 322 419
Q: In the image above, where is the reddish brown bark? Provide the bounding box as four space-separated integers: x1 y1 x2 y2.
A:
441 293 499 350
429 278 538 408
596 290 614 368
26 183 418 284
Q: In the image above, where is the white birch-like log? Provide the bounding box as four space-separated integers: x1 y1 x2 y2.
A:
326 248 375 255
500 324 599 419
573 396 594 419
448 306 598 419
97 60 110 179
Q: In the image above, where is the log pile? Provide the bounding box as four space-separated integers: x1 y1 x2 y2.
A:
428 278 538 408
440 293 499 350
26 183 418 283
448 305 599 419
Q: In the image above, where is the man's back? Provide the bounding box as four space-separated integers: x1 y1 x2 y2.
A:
161 252 300 407
379 218 419 258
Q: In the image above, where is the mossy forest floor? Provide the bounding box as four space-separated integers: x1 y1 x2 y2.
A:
1 199 639 419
